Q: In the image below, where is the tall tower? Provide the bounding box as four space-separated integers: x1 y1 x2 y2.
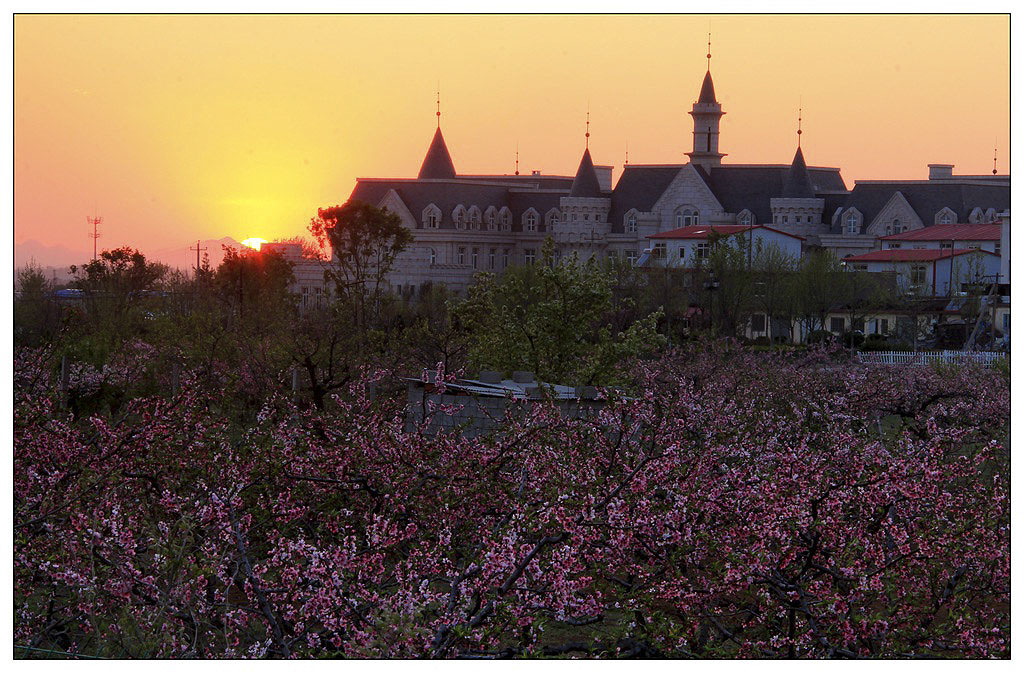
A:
686 35 726 169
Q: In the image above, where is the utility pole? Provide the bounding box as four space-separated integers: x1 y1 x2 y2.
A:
189 240 208 278
87 215 102 262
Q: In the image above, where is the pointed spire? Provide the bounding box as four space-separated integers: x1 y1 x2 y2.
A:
697 70 717 105
570 147 602 197
781 145 815 198
418 126 456 179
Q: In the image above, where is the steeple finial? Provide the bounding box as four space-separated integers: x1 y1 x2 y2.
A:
707 32 712 70
993 144 998 175
585 106 590 149
515 142 520 176
625 140 629 166
436 83 441 128
797 104 803 148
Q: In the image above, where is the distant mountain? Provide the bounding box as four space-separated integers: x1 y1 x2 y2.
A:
147 237 243 270
15 239 91 269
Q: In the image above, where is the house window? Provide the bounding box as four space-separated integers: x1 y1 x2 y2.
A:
845 212 858 234
626 213 638 232
653 243 666 259
472 247 479 268
940 242 953 249
458 247 466 265
425 211 439 228
995 242 1001 255
524 248 536 265
852 264 868 271
429 248 436 265
469 208 481 229
677 247 685 260
939 211 953 225
455 209 467 230
314 287 324 309
892 218 901 234
525 212 537 232
783 215 789 224
696 242 710 260
751 314 766 332
626 251 638 265
500 211 511 230
489 248 496 269
486 211 497 230
738 211 752 226
503 249 509 268
584 213 590 221
830 317 845 333
889 243 901 249
301 286 309 308
910 265 927 285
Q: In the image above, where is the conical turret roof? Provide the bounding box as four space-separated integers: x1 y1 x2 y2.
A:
781 146 816 198
569 147 602 197
698 70 717 105
418 127 456 179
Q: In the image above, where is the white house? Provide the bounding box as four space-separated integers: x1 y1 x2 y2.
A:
641 224 803 268
842 248 1001 296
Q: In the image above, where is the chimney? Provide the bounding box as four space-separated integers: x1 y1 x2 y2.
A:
531 169 542 176
928 164 954 180
593 165 613 192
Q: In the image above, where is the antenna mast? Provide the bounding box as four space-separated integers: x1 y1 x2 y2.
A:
87 215 102 262
189 239 208 277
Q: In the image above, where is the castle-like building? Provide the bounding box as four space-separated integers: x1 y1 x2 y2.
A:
345 55 1009 296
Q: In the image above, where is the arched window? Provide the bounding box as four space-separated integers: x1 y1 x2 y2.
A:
499 208 512 230
468 206 482 230
892 218 901 234
485 207 498 231
937 209 954 225
626 212 638 233
738 210 753 227
675 207 699 227
429 248 437 265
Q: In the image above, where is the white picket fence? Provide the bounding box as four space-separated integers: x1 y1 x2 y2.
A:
857 350 1006 367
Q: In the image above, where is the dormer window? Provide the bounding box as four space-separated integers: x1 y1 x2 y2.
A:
485 207 498 230
738 210 752 226
499 208 511 230
937 209 954 225
423 204 441 229
453 206 467 230
468 206 482 230
525 211 538 232
626 213 638 232
845 211 858 234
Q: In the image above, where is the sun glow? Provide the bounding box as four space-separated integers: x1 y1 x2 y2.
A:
241 237 268 250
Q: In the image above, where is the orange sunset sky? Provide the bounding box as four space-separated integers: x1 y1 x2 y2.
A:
14 14 1010 265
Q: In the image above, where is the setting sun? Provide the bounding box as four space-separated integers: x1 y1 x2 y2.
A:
241 237 267 250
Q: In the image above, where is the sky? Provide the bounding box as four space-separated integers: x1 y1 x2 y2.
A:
14 14 1010 264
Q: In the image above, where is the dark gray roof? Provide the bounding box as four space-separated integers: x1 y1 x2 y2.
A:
569 148 603 197
697 164 848 224
835 181 1010 232
349 178 569 231
781 147 816 198
698 70 717 104
418 127 457 179
608 165 683 230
